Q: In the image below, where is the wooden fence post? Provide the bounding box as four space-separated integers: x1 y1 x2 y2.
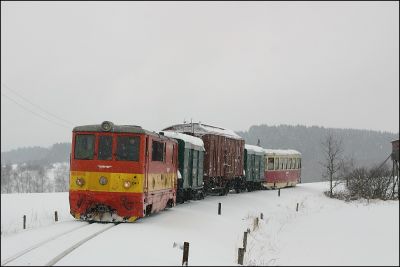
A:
218 203 221 215
23 215 26 229
243 231 248 251
238 248 244 265
278 189 280 197
182 242 189 266
260 213 263 220
296 203 299 212
55 211 58 222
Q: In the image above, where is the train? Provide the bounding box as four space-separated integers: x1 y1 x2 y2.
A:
69 121 301 222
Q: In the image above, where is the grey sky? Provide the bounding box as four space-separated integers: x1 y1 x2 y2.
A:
1 1 399 152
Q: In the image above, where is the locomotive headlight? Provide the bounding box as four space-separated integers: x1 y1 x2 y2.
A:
76 177 85 187
99 176 108 185
123 180 132 189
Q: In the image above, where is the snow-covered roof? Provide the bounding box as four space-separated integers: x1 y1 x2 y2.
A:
263 149 301 156
245 144 265 155
162 123 243 140
160 131 205 151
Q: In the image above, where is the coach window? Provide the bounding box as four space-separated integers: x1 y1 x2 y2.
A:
274 157 279 170
267 157 274 170
152 140 165 162
75 134 95 160
116 136 140 161
98 135 112 160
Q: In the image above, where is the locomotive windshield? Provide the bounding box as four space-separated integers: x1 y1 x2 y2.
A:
75 134 95 160
116 136 140 161
98 135 112 160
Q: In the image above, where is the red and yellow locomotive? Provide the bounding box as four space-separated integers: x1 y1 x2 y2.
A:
69 121 178 222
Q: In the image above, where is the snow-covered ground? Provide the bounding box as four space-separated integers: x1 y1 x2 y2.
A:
1 182 398 266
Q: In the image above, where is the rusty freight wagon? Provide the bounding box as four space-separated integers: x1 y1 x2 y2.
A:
69 121 178 222
162 123 245 195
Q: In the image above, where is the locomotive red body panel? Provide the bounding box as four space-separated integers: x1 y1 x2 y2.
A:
69 122 178 222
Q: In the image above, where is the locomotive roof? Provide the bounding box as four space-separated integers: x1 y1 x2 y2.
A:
73 122 174 141
160 131 205 151
162 122 243 140
73 124 149 134
263 149 301 156
245 144 265 155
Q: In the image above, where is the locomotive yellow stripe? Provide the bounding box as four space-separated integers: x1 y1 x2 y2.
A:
147 173 176 192
70 171 177 193
70 171 144 193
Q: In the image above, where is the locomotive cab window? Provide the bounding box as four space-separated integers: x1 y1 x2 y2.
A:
98 135 113 160
267 158 274 170
152 140 165 162
116 136 140 161
75 134 95 160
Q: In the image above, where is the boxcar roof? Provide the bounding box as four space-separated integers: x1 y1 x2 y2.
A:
245 144 265 155
264 149 301 156
162 122 243 140
160 131 205 151
73 122 173 141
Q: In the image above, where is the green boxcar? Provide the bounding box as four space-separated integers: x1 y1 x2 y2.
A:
244 144 265 191
161 131 205 203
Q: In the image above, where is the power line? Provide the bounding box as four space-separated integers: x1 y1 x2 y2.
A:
1 83 74 126
1 93 71 129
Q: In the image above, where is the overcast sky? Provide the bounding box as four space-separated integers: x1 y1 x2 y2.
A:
1 1 399 152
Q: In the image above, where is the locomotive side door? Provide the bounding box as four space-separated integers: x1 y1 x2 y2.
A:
144 136 150 197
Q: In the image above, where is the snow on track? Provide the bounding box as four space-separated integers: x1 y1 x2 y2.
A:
1 221 89 265
4 223 118 266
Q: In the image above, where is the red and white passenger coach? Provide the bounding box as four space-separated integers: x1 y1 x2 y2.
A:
263 149 302 189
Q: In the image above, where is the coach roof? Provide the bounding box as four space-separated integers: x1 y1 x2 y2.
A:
163 122 243 140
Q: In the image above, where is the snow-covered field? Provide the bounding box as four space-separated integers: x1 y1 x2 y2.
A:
1 182 398 266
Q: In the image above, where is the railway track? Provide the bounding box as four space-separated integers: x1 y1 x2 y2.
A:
2 222 118 266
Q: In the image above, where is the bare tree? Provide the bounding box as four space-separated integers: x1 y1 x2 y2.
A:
321 132 344 198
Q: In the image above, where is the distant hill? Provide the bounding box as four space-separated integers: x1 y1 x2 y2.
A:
1 126 398 183
1 143 71 165
236 125 399 183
